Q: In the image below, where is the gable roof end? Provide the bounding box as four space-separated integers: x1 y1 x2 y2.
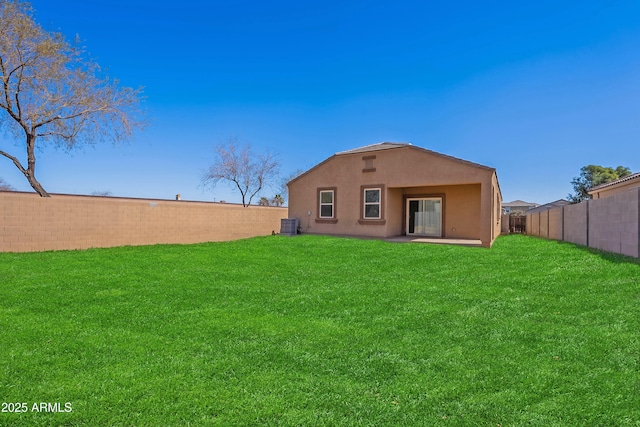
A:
287 142 498 187
336 142 496 172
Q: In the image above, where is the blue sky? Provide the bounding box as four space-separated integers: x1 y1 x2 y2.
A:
2 0 640 204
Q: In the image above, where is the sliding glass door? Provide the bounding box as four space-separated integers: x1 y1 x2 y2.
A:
406 198 442 237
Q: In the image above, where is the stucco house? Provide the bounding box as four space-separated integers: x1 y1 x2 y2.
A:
502 200 538 215
287 142 502 247
588 172 640 199
525 199 568 214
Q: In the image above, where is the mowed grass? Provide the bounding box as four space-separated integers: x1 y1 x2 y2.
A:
0 234 639 426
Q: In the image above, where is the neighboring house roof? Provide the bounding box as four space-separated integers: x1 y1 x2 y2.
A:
502 200 538 208
588 172 640 193
526 199 569 214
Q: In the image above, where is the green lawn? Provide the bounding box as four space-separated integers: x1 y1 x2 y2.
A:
0 234 638 426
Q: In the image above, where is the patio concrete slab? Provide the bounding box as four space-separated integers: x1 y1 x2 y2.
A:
386 236 483 246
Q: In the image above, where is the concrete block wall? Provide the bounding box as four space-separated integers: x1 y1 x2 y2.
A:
0 192 288 252
528 212 539 236
589 190 639 258
538 210 549 238
527 210 562 240
563 202 588 247
526 188 639 258
501 214 510 234
548 208 563 241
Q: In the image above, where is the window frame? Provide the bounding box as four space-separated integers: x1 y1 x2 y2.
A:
316 187 338 224
363 188 381 219
359 184 386 225
319 189 334 218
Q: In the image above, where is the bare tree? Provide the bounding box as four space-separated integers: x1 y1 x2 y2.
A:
280 168 305 203
0 0 145 197
0 176 15 191
202 139 279 207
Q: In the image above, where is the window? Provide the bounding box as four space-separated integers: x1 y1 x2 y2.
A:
319 190 334 218
358 185 385 225
316 187 337 224
363 188 381 219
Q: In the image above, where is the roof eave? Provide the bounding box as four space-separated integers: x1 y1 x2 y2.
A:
587 172 640 194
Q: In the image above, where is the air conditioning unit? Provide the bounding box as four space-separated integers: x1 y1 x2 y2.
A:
280 218 298 236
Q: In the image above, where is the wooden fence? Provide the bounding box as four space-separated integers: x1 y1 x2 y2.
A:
508 215 527 234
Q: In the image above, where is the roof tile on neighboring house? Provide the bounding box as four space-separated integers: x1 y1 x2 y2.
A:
526 199 569 214
502 200 538 208
588 172 640 193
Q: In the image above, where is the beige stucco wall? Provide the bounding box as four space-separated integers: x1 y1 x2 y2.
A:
288 146 501 247
0 192 287 252
492 173 503 243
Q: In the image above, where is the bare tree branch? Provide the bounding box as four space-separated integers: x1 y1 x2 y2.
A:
0 0 146 196
0 148 26 174
202 138 280 207
0 176 15 191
